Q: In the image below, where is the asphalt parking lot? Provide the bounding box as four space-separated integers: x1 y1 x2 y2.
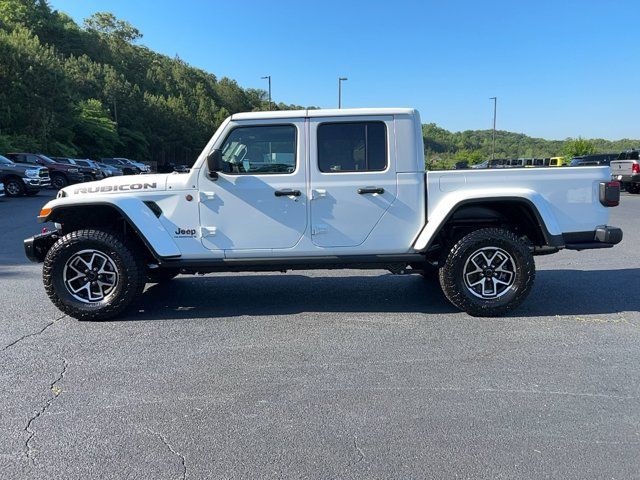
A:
0 191 638 479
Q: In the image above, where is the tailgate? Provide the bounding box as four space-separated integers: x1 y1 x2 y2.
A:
610 160 636 175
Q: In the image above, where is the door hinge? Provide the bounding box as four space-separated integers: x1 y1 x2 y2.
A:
200 226 217 237
312 224 328 235
199 191 216 202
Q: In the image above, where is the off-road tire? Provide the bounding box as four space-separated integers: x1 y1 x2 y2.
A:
51 173 68 189
439 227 535 317
43 229 146 321
146 268 179 284
4 177 25 197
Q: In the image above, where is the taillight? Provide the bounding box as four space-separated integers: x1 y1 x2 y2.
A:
599 181 620 207
632 163 640 174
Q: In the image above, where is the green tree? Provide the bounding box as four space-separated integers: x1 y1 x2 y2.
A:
83 12 141 43
73 99 119 157
563 137 597 159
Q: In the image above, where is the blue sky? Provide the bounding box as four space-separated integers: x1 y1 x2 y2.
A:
50 0 639 140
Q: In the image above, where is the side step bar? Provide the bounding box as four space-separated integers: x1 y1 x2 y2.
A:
159 254 426 274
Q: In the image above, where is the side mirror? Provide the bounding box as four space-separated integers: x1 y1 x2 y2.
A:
206 149 224 179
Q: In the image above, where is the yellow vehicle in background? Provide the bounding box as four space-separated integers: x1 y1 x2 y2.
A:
548 156 565 167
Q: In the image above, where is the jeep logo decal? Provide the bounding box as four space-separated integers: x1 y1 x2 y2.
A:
174 227 196 237
73 182 157 194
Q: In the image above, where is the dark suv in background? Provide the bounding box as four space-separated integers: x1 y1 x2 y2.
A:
0 154 50 196
100 158 141 175
51 157 105 182
570 153 618 167
5 153 84 189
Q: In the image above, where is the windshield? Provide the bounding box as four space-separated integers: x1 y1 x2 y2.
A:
0 155 13 165
36 154 56 164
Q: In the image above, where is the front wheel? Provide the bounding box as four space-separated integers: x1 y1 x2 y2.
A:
43 230 146 320
439 227 535 317
51 174 68 189
5 178 25 197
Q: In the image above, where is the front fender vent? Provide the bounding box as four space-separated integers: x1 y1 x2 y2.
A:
143 201 162 218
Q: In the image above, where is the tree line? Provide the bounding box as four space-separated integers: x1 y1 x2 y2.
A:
0 1 637 167
424 124 639 169
0 0 304 164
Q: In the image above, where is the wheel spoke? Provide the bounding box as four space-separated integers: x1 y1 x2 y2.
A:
64 249 119 304
463 246 517 300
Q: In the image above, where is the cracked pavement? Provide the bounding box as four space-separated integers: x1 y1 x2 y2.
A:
0 191 639 479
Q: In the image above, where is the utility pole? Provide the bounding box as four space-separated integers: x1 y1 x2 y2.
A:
338 77 348 108
261 75 271 110
490 96 497 160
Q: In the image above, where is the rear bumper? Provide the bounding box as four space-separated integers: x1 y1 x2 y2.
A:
24 230 59 263
563 226 623 250
613 173 640 183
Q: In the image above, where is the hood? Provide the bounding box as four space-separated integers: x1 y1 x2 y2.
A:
58 174 169 198
8 162 46 172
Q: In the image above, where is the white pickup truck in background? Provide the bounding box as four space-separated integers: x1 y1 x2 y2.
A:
25 108 623 320
610 149 640 194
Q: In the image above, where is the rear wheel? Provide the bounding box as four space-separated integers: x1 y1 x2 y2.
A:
627 184 640 194
43 230 146 321
5 177 25 197
439 227 535 317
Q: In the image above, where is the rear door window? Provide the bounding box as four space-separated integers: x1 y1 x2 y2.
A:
317 122 387 172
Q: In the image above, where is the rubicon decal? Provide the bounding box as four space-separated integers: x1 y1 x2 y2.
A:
73 182 157 194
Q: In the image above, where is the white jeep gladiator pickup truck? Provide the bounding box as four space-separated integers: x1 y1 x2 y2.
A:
24 108 623 320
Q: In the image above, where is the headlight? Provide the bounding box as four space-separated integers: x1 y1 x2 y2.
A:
68 168 79 173
25 168 40 178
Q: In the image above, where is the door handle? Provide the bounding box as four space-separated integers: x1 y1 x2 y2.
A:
357 187 385 195
274 189 301 197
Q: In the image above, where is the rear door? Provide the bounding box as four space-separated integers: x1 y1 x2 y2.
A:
308 116 397 247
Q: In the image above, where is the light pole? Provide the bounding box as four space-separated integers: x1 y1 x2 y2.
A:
338 77 348 109
490 96 497 160
261 75 271 110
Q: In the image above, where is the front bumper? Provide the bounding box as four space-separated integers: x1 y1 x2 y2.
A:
67 172 85 184
563 226 623 250
23 177 51 189
24 229 60 263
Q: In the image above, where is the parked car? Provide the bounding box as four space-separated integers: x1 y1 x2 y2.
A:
25 107 622 321
548 156 565 167
94 161 123 177
101 157 150 174
100 158 140 175
5 153 83 189
610 149 640 194
570 153 618 167
0 154 51 196
51 157 105 182
157 163 191 174
72 159 121 178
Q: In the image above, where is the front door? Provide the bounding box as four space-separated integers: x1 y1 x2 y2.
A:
308 116 397 247
199 120 307 254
